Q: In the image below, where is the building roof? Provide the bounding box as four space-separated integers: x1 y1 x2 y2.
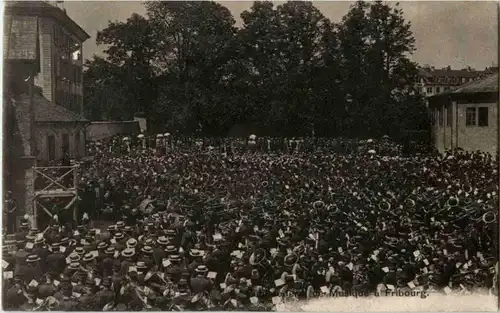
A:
443 73 498 95
5 1 90 41
34 92 88 123
419 67 485 78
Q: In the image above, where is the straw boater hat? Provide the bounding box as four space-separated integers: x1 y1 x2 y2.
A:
169 254 181 262
126 238 137 249
195 265 208 275
83 253 96 262
114 233 125 240
190 250 203 258
74 247 85 256
98 242 108 250
165 229 176 237
121 248 135 258
141 246 153 254
165 245 177 254
68 253 81 263
157 134 164 138
116 221 125 229
104 247 115 255
136 261 148 271
157 236 168 245
68 262 80 271
26 254 41 263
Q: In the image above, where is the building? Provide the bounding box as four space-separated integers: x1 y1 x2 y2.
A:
417 65 497 97
3 1 90 225
4 1 91 163
427 73 498 155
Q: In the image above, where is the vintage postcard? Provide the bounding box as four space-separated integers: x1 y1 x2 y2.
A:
2 0 498 311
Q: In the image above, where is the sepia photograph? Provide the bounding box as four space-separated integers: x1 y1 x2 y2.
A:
2 0 499 311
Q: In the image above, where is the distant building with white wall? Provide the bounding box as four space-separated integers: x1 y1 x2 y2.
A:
427 73 498 155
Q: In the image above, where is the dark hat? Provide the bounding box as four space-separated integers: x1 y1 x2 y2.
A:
284 254 299 267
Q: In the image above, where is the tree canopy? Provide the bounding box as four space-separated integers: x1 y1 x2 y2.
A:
83 0 430 140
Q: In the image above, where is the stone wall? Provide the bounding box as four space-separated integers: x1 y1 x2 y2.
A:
86 121 141 141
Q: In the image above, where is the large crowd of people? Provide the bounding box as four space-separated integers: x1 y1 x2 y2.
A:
2 134 498 311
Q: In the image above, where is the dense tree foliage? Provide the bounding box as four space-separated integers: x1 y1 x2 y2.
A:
84 0 431 140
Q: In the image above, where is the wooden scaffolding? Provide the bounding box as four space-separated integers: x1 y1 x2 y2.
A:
33 165 79 228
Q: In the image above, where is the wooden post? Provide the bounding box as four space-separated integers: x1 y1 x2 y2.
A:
73 165 78 222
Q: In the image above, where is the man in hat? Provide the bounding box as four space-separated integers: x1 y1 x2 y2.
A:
188 250 204 274
82 252 98 273
153 236 168 267
4 276 26 309
99 247 116 277
15 221 30 242
95 277 114 309
24 254 42 283
190 265 211 294
78 276 100 310
57 281 82 311
120 248 136 275
33 237 49 272
46 243 66 276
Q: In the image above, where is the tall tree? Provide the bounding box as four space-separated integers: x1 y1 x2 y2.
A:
337 1 422 137
83 56 129 120
145 1 237 134
94 13 159 119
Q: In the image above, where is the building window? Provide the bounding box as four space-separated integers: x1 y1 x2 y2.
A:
438 107 443 126
446 104 452 126
75 131 80 157
48 135 56 161
426 87 432 94
478 107 489 127
466 107 477 126
62 133 70 157
436 87 441 93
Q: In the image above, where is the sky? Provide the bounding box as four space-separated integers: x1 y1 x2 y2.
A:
63 1 498 70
